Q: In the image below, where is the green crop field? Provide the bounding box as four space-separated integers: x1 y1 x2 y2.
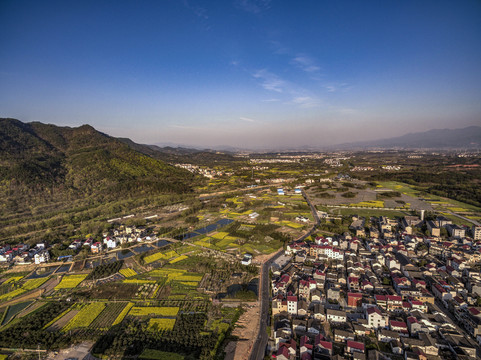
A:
140 349 184 360
88 302 127 330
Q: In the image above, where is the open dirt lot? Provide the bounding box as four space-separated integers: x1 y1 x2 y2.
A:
224 302 260 360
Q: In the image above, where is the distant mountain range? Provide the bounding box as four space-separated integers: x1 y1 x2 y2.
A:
139 126 481 152
331 126 481 150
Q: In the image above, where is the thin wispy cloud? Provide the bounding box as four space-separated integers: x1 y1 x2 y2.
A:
292 96 321 108
269 40 289 55
262 98 280 102
292 55 320 73
182 0 208 20
252 69 285 93
240 116 256 122
323 83 351 93
235 0 272 14
252 69 322 108
170 124 202 130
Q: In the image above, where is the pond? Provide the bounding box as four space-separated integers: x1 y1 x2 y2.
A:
175 218 234 240
117 250 134 260
155 239 171 248
54 264 70 274
27 266 57 279
132 244 154 254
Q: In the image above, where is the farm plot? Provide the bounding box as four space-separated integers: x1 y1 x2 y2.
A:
1 301 33 325
112 302 134 326
169 255 188 264
55 274 88 290
145 269 203 286
129 306 179 317
88 302 127 330
88 282 140 300
63 302 106 331
2 276 24 284
0 288 26 302
119 268 137 278
147 318 176 331
47 309 79 332
22 277 49 290
144 250 178 264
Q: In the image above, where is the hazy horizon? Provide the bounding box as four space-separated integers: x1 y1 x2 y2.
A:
1 1 480 148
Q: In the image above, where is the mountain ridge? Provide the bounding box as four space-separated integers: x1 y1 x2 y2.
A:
0 118 196 202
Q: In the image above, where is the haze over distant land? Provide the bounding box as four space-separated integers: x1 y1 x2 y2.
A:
1 1 480 148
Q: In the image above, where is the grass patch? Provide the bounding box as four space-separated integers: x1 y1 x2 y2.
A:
140 349 184 360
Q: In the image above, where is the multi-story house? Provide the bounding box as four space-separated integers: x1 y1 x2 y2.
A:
366 307 388 329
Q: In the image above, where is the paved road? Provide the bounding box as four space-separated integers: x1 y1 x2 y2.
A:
249 249 284 360
249 189 321 360
445 210 481 226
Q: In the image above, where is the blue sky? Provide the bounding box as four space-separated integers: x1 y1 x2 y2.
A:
1 0 480 149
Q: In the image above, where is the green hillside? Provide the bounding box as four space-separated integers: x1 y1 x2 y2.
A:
0 118 199 243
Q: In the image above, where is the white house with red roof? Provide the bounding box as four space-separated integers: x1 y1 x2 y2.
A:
409 299 428 312
91 242 102 253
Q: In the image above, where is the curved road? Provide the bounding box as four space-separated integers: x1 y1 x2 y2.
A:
249 189 321 360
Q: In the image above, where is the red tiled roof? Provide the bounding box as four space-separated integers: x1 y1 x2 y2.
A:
468 307 480 316
390 320 407 328
347 340 365 351
407 316 418 324
348 292 363 298
318 340 332 350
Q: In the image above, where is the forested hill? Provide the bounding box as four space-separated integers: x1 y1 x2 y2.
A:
0 118 197 201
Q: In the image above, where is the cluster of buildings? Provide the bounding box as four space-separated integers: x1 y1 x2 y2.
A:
269 214 481 360
175 163 233 178
70 225 157 255
0 243 49 265
0 224 159 267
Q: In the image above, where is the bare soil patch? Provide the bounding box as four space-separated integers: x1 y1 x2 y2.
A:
224 303 260 360
47 309 79 332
